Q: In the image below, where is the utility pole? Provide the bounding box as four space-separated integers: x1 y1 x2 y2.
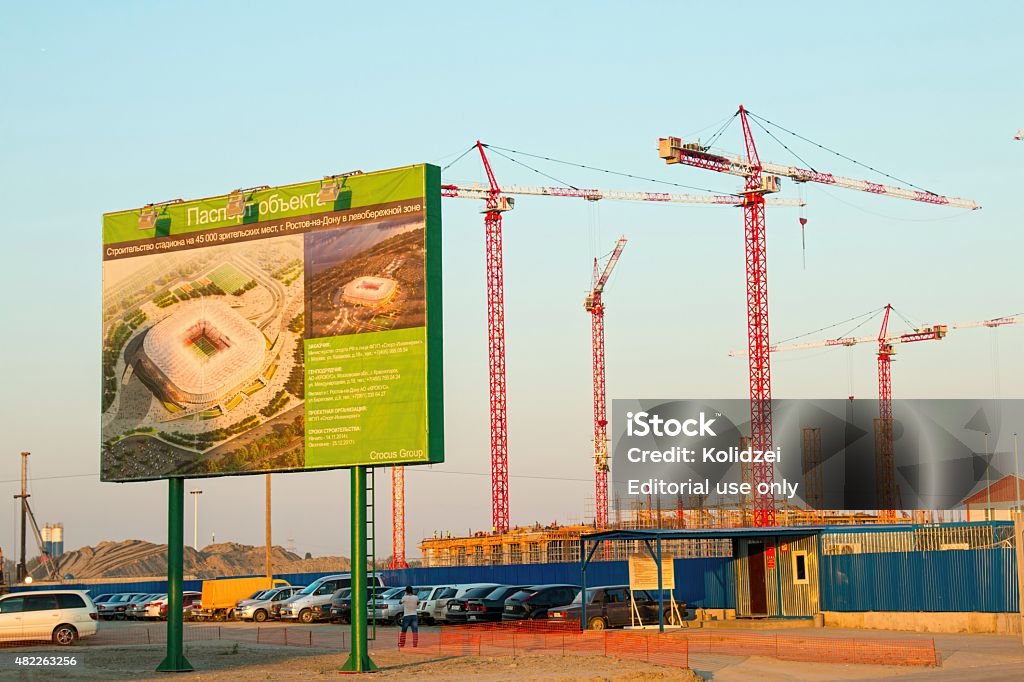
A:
13 452 29 582
189 489 202 550
265 474 272 580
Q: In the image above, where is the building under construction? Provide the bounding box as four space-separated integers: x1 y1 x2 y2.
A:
417 502 952 568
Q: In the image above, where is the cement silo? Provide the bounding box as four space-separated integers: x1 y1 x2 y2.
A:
51 523 64 557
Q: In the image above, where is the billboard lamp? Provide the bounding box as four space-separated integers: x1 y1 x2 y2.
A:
319 171 363 205
138 205 158 229
319 178 340 204
136 198 183 229
225 189 246 219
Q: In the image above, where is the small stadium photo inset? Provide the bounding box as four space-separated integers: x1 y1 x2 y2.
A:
304 217 426 339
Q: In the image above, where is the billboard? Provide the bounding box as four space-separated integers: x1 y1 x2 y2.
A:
101 164 443 481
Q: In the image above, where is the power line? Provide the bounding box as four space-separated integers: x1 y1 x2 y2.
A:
0 468 595 485
0 472 98 484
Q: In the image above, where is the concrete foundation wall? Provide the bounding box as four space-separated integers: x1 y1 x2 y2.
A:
823 611 1023 635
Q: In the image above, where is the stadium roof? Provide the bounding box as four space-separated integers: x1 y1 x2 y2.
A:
143 299 265 399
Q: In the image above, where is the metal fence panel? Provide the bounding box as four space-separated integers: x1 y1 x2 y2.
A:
820 548 1018 612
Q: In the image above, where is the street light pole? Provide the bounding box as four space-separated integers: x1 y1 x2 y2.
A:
189 490 203 550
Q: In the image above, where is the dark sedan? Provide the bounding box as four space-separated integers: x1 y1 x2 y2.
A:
548 585 675 630
501 584 580 621
327 585 352 622
448 585 527 624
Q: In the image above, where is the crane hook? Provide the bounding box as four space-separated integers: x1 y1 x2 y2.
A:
799 217 808 269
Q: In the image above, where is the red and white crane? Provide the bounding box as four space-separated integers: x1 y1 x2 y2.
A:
443 143 801 534
659 106 979 526
585 237 628 529
731 310 1019 520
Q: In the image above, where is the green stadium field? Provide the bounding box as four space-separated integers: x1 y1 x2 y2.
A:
207 263 253 294
190 336 219 359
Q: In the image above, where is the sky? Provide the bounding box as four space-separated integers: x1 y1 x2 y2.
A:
0 2 1022 563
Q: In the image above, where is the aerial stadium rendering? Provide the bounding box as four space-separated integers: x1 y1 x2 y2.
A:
101 236 306 480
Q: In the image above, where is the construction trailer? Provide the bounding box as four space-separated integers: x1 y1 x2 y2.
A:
580 522 1019 628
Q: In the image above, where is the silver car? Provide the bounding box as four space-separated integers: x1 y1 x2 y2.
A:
127 594 164 620
367 587 420 625
237 586 304 623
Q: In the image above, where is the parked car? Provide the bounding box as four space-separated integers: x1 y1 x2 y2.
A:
502 584 581 621
98 593 147 621
548 585 670 630
325 588 352 623
0 590 98 645
235 589 271 611
368 587 431 625
422 584 500 624
279 573 385 624
95 593 126 620
237 586 304 623
125 594 162 620
447 585 527 624
89 593 117 607
146 592 201 620
416 585 453 625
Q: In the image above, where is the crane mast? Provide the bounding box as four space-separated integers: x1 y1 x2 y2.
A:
477 141 513 533
738 106 776 527
585 237 627 528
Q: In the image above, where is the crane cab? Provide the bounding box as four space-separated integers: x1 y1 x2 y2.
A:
658 137 682 162
481 196 515 213
919 324 948 340
749 175 781 194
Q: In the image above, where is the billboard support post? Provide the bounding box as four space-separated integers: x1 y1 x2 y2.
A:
341 465 376 673
157 477 192 672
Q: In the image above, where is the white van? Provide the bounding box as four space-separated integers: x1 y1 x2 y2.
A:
0 590 98 645
279 573 385 624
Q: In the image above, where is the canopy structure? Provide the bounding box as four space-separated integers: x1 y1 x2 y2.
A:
580 526 828 632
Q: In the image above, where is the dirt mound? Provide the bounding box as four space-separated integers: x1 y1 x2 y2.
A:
25 539 350 580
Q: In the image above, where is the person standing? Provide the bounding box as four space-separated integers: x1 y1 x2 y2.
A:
398 585 419 648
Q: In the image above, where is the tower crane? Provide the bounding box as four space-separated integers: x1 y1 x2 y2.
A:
659 106 979 526
731 309 1020 520
444 143 802 534
585 237 627 529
